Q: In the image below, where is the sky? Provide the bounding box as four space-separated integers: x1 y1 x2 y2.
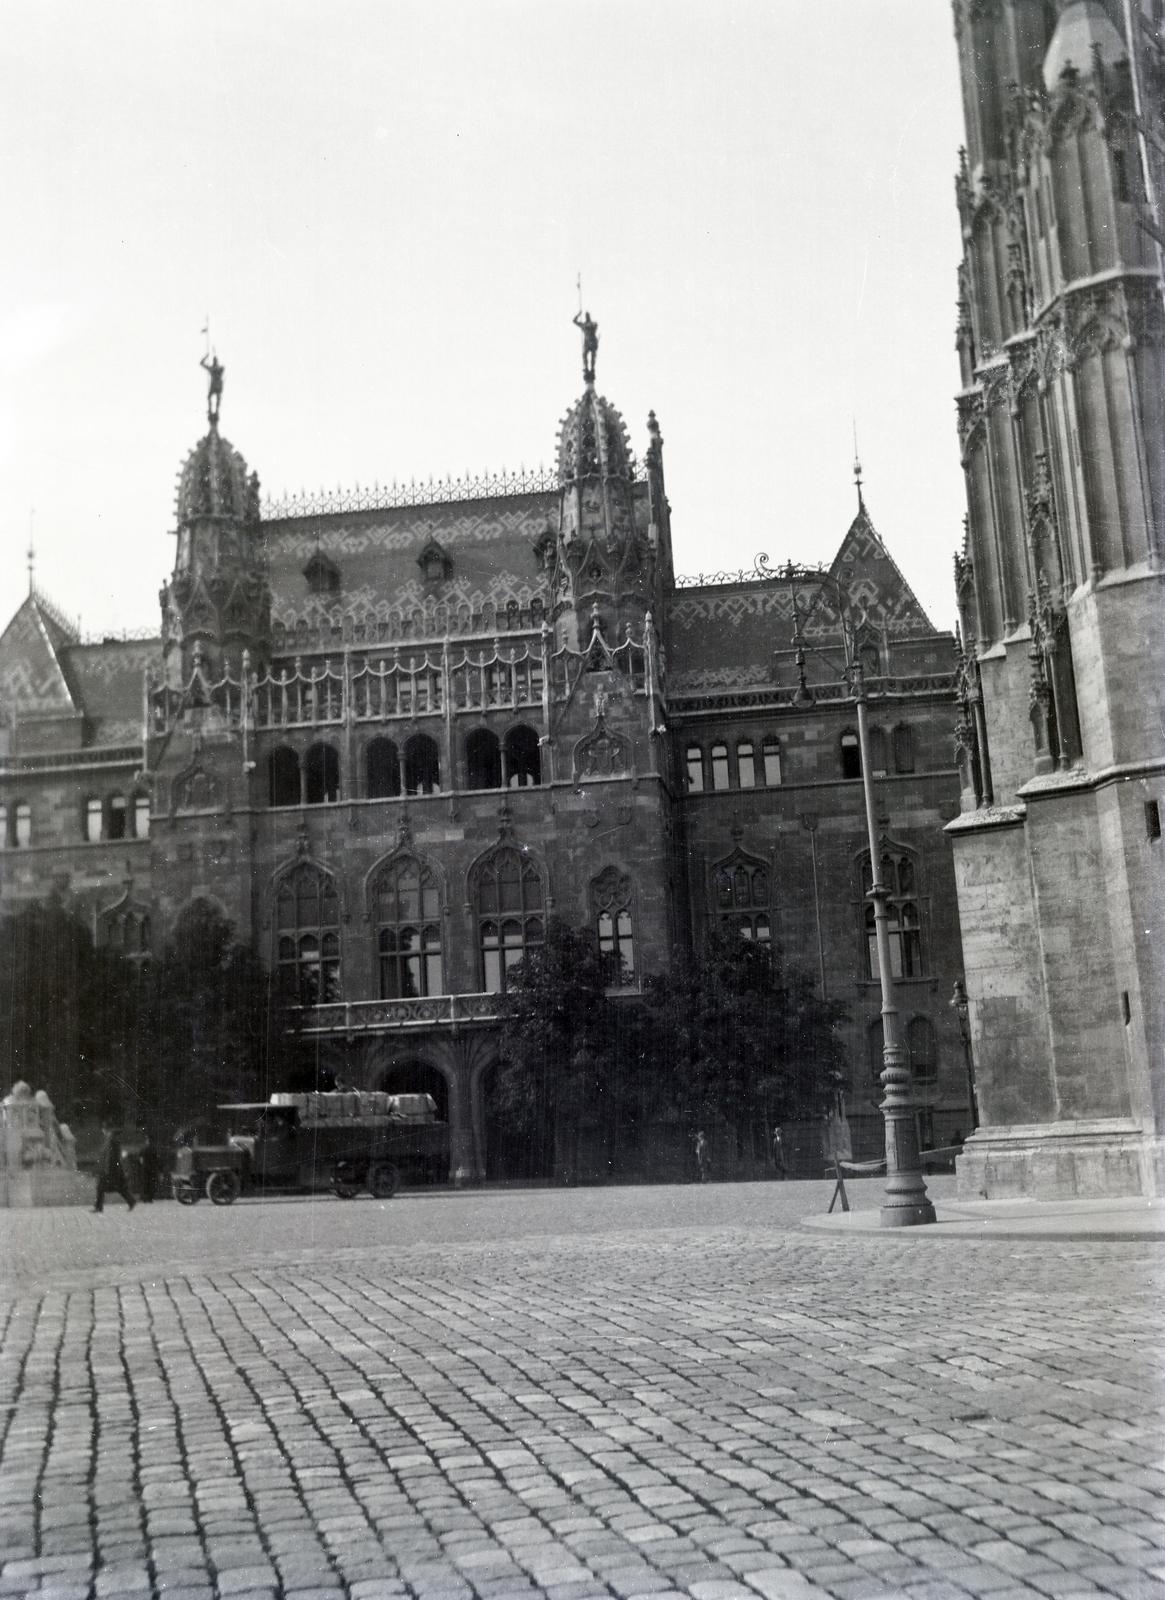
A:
1 0 968 640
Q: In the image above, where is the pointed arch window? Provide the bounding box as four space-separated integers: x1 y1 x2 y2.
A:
268 747 301 807
737 741 756 789
372 854 443 999
762 737 782 786
710 743 730 791
103 906 151 960
893 723 915 775
473 845 544 993
713 851 771 944
366 737 402 799
275 863 342 1006
404 733 441 795
504 724 541 788
840 730 861 780
868 726 888 778
591 865 635 985
861 850 924 980
685 745 705 793
108 794 128 841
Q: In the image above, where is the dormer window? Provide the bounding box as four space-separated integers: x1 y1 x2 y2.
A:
417 536 453 584
304 552 341 597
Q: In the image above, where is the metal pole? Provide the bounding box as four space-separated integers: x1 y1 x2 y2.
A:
854 667 936 1227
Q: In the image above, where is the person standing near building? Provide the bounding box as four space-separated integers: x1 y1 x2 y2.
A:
772 1125 787 1180
93 1122 135 1213
694 1128 710 1183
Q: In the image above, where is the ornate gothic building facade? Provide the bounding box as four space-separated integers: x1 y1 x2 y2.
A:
0 334 969 1180
949 0 1165 1197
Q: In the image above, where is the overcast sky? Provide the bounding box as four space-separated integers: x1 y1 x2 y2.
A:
2 0 967 639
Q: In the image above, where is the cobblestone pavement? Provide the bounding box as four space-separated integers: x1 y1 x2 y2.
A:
1 1179 1162 1600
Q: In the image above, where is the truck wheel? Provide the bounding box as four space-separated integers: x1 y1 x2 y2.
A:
206 1169 241 1206
368 1162 400 1200
173 1180 199 1206
332 1161 362 1200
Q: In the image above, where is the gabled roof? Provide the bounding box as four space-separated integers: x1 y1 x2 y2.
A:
0 592 81 719
826 498 936 638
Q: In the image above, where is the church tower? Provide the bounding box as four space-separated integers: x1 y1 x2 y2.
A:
948 1 1165 1198
160 355 270 689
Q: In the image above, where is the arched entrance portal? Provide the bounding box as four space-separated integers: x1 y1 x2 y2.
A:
376 1058 449 1123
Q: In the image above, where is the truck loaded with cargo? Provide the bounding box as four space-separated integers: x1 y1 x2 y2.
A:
171 1091 449 1205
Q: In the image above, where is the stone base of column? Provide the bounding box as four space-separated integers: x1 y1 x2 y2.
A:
956 1119 1165 1201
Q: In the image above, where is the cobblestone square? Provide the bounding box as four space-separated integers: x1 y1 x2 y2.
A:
1 1180 1161 1600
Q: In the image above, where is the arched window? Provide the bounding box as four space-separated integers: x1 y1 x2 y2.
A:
268 747 301 807
859 640 881 678
841 730 861 780
710 743 730 791
713 853 771 943
366 737 401 799
762 737 782 786
133 793 151 839
907 1016 939 1085
737 741 756 789
466 728 502 791
685 745 704 793
105 908 151 959
108 794 128 841
304 743 340 804
868 726 888 778
893 724 915 774
372 854 443 999
85 796 104 843
861 850 924 979
404 733 440 795
504 725 541 788
591 865 635 984
14 803 30 848
474 846 544 992
275 864 341 1006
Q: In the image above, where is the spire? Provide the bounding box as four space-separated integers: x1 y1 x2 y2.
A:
852 422 865 512
26 509 34 595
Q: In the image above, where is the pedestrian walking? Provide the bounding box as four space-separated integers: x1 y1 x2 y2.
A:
694 1128 710 1183
137 1135 159 1202
771 1124 787 1179
93 1123 136 1213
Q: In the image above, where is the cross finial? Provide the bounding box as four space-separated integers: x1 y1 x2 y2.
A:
852 420 865 510
26 509 35 595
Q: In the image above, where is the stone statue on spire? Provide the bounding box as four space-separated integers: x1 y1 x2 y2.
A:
572 309 598 384
200 350 224 425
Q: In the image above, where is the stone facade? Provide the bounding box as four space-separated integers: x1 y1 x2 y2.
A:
0 340 970 1181
948 0 1165 1198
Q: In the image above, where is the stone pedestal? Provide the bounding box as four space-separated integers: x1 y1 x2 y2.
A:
956 1119 1165 1201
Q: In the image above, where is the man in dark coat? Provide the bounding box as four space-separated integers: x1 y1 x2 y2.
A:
93 1123 136 1213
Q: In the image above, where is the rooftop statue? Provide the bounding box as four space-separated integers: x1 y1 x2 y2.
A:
572 309 598 384
200 350 224 425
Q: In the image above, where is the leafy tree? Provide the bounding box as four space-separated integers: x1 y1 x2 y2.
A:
639 927 847 1150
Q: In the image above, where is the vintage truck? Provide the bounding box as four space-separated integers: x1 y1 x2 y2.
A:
171 1090 448 1205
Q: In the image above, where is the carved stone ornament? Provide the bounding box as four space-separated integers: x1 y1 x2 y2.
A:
956 391 985 461
573 717 631 780
589 865 631 916
172 764 223 813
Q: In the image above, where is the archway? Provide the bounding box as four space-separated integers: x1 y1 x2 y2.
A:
376 1057 449 1122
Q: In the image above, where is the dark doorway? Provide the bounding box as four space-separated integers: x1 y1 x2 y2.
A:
377 1059 449 1122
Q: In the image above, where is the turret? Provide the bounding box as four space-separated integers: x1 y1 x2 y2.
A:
159 355 270 689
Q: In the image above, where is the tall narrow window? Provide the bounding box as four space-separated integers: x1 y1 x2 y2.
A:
893 724 915 775
862 851 924 980
685 745 704 793
504 725 541 788
868 726 888 778
366 737 401 799
373 854 443 999
474 846 544 993
133 793 151 839
304 743 340 804
275 864 342 1006
591 865 635 985
841 731 861 780
710 743 730 791
466 728 502 790
85 797 103 843
713 852 771 943
108 794 128 841
907 1016 938 1085
268 747 301 807
14 803 30 848
404 733 441 795
737 741 756 789
762 737 782 786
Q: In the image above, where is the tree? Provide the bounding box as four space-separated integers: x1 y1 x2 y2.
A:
639 927 847 1152
495 919 619 1181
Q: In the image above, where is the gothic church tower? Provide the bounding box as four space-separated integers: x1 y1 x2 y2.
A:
948 0 1165 1199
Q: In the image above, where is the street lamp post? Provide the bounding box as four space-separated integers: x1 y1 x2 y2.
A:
951 978 979 1131
773 556 936 1228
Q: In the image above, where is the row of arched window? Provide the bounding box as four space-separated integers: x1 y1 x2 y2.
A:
273 850 636 1007
0 792 151 850
685 724 917 793
266 726 543 808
